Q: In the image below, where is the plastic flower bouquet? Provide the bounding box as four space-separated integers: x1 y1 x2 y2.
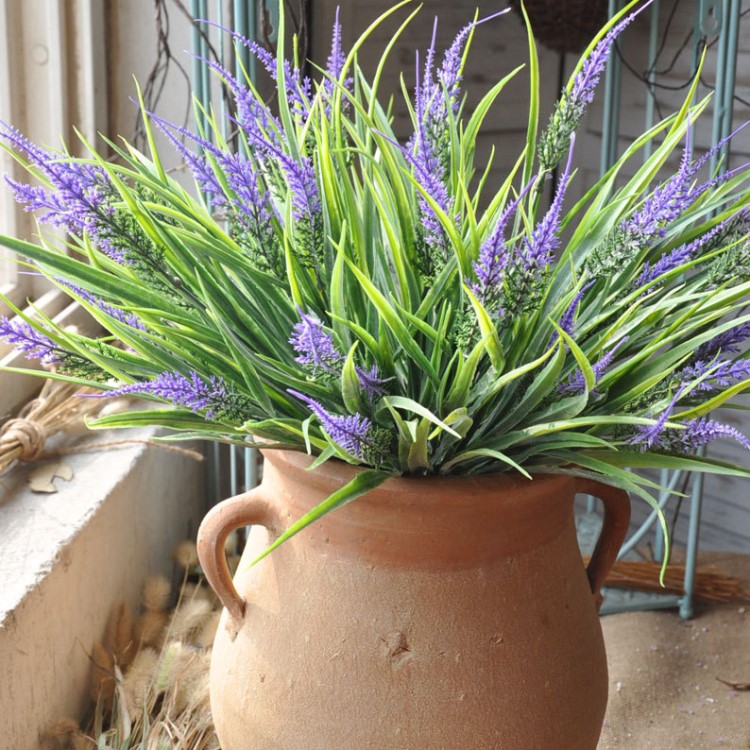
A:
2 0 750 558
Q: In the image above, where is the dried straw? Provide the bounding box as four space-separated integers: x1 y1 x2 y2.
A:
46 540 222 750
0 378 203 478
591 558 750 604
0 380 104 471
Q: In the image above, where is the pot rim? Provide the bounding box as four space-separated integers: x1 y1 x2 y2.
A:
260 447 576 504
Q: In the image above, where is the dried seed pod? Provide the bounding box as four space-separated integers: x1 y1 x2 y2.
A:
142 575 171 613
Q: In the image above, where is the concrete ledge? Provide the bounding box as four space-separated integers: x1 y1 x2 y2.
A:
0 429 207 749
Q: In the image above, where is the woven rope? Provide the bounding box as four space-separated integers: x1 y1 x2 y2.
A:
0 417 46 462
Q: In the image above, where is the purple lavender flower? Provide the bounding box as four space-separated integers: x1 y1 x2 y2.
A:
152 112 272 223
695 323 750 360
673 323 750 392
288 389 386 462
186 52 283 154
436 10 509 115
663 417 750 453
248 40 312 121
109 371 230 420
326 7 346 83
290 310 343 376
539 1 652 169
569 6 649 107
319 7 354 111
558 337 626 396
523 136 575 268
471 178 534 307
409 13 509 272
559 282 594 336
630 386 686 450
407 35 451 270
623 132 750 260
420 20 439 119
622 135 698 243
412 132 451 262
635 219 731 288
0 122 155 264
355 364 391 402
680 358 750 393
436 23 472 115
507 136 576 311
150 114 225 198
62 283 146 331
243 131 321 252
0 317 59 363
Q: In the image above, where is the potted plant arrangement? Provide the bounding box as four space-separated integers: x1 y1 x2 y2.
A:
3 0 750 746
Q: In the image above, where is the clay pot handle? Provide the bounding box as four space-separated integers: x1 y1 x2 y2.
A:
575 478 631 611
197 487 279 638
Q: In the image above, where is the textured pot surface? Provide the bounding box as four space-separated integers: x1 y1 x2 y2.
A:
198 450 629 750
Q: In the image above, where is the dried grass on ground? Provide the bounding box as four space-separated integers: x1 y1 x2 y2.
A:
42 539 241 750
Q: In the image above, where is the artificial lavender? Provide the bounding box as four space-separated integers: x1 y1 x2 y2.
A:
63 283 146 331
695 322 750 360
151 111 276 253
247 40 312 122
559 282 593 336
679 357 750 393
288 389 388 463
355 364 391 402
634 219 731 289
412 132 452 272
505 136 576 315
621 135 697 244
108 371 249 421
321 6 351 105
471 178 534 308
558 337 625 396
630 386 685 450
243 131 323 271
0 317 59 364
595 134 750 278
662 417 750 453
290 310 344 376
538 2 650 170
0 316 110 379
1 122 126 263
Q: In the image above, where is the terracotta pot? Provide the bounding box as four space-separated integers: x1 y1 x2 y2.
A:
197 450 630 750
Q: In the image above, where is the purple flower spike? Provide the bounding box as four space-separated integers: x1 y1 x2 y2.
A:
559 283 593 336
635 219 731 288
695 323 750 360
539 1 652 169
0 317 59 363
437 10 509 115
630 385 686 450
62 283 146 331
355 364 391 402
248 40 311 121
522 134 576 271
288 389 384 462
290 310 344 376
109 371 229 419
326 7 346 81
558 336 627 396
0 122 156 264
680 358 750 393
623 134 699 244
665 417 750 453
569 2 651 108
471 177 535 307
